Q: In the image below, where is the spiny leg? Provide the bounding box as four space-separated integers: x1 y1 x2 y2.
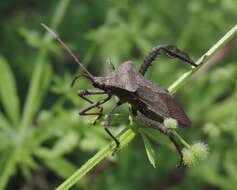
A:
134 114 183 166
104 102 123 155
139 44 197 76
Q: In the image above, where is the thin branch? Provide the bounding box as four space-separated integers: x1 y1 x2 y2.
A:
168 24 237 93
56 24 237 190
192 37 237 78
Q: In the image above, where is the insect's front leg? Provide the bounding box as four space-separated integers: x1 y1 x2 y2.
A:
77 89 107 104
104 102 123 155
134 114 183 167
79 95 111 124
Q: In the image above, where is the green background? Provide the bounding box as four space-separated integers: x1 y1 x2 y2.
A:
0 0 237 189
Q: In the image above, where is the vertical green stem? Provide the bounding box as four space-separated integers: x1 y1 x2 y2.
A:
20 0 71 133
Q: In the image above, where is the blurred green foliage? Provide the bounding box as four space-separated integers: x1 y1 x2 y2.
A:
0 0 237 189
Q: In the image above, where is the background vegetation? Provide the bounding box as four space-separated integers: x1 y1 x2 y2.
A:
0 0 236 189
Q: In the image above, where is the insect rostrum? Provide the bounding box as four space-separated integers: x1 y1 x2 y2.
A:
42 23 198 166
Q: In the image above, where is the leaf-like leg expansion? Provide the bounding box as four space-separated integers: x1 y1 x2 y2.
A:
77 89 106 104
139 44 197 76
104 102 123 155
106 58 115 72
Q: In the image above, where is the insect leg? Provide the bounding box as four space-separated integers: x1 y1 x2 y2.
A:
79 95 111 117
78 89 106 104
139 44 197 76
135 114 171 134
168 133 183 167
105 58 115 72
104 102 123 155
135 114 184 166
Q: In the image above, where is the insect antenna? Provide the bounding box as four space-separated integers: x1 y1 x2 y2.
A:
41 23 94 82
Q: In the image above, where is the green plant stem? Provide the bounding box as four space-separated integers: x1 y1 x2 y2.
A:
20 0 71 137
56 127 136 190
172 131 190 148
56 24 237 190
0 1 71 190
168 24 237 94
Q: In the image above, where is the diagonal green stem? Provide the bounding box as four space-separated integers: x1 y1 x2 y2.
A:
56 127 136 190
172 131 191 148
168 24 237 94
56 24 237 190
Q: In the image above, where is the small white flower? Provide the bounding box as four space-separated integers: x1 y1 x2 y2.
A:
164 118 178 129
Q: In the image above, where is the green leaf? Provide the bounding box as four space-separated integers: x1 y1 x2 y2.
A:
0 56 20 126
52 132 79 157
0 150 18 190
43 157 77 178
140 131 156 168
34 147 77 178
0 112 11 132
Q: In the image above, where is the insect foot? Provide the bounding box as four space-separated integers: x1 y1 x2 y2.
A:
111 146 119 157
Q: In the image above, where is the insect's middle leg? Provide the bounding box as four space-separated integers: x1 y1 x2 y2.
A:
104 102 123 155
135 114 183 166
78 89 108 124
79 95 111 124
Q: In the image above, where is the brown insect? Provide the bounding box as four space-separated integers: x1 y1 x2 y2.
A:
42 24 197 165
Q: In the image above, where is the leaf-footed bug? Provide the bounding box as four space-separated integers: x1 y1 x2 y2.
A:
42 24 198 166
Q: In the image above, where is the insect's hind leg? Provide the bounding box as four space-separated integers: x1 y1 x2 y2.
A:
134 114 183 167
168 133 183 167
139 44 197 76
135 114 171 134
104 102 123 155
